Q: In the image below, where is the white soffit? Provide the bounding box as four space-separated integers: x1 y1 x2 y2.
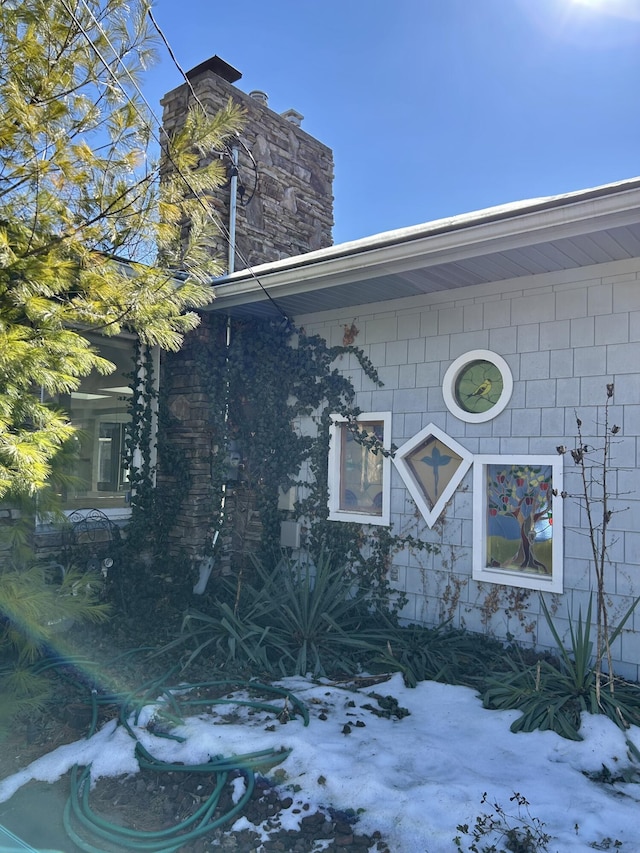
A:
209 178 640 318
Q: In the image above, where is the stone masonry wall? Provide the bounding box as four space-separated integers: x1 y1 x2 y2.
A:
159 60 334 564
159 322 218 558
295 257 640 681
161 64 334 270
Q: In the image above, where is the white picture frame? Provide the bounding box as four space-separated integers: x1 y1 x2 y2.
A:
328 412 391 526
393 424 472 527
443 349 513 424
473 454 563 593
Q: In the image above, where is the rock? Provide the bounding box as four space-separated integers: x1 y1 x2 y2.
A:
301 811 325 830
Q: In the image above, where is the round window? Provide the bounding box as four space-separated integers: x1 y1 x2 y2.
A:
443 350 513 423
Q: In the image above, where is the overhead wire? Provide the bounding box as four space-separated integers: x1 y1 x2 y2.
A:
68 0 288 322
141 2 280 313
146 7 260 207
62 0 291 593
68 0 234 247
135 7 292 583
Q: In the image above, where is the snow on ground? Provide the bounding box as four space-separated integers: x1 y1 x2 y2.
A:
1 673 640 852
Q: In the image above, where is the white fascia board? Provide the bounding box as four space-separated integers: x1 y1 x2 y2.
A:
208 181 640 310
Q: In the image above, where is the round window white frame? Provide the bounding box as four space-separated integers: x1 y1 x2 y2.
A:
442 349 513 423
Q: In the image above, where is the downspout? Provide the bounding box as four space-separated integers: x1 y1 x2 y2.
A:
193 144 239 595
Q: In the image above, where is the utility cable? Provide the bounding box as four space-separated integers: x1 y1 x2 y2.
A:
65 0 236 264
144 4 282 312
146 7 260 208
68 0 289 322
63 0 291 601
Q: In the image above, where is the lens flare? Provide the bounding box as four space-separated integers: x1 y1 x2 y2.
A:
570 0 640 21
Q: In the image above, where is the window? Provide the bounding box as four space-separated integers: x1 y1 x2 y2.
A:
393 424 472 528
473 455 563 593
443 349 513 424
328 413 391 526
57 334 138 514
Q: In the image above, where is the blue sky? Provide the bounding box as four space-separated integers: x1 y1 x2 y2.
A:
145 0 640 244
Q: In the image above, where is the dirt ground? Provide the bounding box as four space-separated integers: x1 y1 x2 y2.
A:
0 686 391 853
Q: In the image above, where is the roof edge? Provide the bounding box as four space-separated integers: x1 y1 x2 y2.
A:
215 176 640 287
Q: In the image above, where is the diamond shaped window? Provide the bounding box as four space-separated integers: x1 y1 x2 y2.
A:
393 424 472 527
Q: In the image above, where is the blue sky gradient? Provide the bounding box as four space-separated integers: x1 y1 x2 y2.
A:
145 0 640 243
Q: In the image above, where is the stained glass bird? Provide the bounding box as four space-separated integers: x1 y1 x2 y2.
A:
420 446 453 497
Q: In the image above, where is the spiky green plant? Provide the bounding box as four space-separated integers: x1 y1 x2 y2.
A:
165 553 377 677
483 596 640 740
359 619 507 689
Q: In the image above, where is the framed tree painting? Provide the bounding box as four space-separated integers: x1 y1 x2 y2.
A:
473 455 563 592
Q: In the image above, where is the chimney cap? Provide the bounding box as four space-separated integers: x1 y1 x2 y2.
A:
281 109 304 127
186 55 242 84
249 90 269 107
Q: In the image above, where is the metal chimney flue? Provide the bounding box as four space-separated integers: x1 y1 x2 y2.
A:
249 90 268 107
281 109 304 127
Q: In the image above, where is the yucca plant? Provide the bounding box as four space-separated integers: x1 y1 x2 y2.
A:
171 553 376 677
343 618 506 689
483 595 640 740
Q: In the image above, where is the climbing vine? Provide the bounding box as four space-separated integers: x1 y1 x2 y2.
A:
125 341 156 523
190 314 436 614
121 314 439 623
114 341 194 622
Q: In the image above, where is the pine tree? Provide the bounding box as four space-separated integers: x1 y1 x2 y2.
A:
0 0 242 498
0 0 242 731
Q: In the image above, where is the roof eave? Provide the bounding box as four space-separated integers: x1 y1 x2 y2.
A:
207 177 640 312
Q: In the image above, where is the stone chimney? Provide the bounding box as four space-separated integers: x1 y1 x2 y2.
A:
159 58 334 564
161 55 334 270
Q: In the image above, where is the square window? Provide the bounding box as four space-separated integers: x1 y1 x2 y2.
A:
473 455 563 593
57 334 145 513
328 413 391 525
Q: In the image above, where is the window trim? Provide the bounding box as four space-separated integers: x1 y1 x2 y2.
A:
473 454 563 593
56 334 159 516
443 349 513 424
328 412 392 526
393 423 473 528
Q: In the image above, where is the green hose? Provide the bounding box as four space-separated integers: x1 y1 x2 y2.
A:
135 741 292 773
47 652 308 852
160 678 310 727
65 761 256 851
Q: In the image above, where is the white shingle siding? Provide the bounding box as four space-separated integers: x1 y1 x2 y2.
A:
298 256 640 679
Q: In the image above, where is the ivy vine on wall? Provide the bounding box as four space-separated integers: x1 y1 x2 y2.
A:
114 341 194 623
124 314 439 622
